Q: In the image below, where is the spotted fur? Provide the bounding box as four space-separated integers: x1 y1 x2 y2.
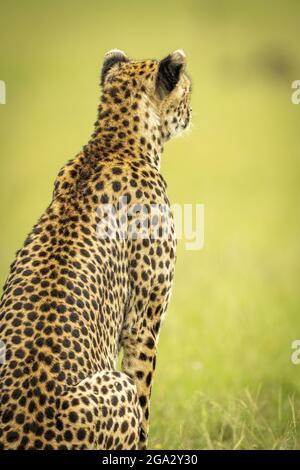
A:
0 49 192 450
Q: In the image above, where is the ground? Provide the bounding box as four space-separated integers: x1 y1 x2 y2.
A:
1 0 300 450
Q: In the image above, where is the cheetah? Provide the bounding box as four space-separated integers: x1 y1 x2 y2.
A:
0 49 192 450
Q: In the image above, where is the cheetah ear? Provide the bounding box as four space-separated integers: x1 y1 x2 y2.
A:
101 49 129 86
156 49 186 99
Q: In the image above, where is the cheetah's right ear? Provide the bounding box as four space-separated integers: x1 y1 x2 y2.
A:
156 49 186 99
101 49 129 86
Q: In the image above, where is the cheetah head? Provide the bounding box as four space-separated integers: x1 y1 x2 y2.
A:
100 49 192 143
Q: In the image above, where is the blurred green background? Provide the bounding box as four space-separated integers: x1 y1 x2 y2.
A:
1 0 300 449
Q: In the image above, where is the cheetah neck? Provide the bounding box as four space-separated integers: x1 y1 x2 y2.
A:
88 88 164 171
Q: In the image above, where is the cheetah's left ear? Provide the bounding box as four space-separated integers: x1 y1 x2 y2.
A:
156 49 186 99
101 49 129 86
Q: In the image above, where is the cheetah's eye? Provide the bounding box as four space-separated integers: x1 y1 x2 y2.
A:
101 49 129 86
156 49 186 99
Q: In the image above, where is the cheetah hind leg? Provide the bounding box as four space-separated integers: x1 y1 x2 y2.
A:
55 370 142 450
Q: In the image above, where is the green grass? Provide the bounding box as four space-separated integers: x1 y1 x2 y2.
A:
151 387 300 450
1 0 300 450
